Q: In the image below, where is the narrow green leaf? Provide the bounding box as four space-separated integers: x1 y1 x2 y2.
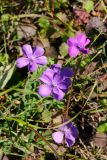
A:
0 62 15 89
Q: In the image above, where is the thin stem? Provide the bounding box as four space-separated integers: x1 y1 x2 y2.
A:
0 81 23 96
65 55 82 118
65 87 73 119
1 116 61 160
52 0 54 17
34 130 61 160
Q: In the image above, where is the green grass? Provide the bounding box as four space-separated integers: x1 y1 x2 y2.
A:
0 0 107 160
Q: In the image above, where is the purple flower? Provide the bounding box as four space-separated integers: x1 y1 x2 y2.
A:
38 64 73 100
16 44 47 72
67 33 90 58
52 120 78 147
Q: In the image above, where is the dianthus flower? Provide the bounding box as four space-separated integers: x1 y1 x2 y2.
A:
67 33 90 58
38 64 73 100
16 44 47 72
52 120 78 147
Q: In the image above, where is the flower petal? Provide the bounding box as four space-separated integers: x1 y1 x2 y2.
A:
40 74 52 85
50 64 62 73
80 48 89 54
52 87 65 100
85 39 90 46
76 33 90 47
71 125 78 138
67 37 77 46
40 69 54 84
53 73 62 84
68 46 79 58
58 79 71 92
63 120 78 139
16 57 29 68
64 128 76 147
62 120 78 139
52 131 64 144
36 56 47 65
33 46 44 57
22 44 33 58
76 33 87 45
61 68 74 78
65 135 75 147
65 121 73 129
28 62 38 72
38 84 52 97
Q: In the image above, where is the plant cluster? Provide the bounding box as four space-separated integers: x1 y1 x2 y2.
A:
0 0 107 160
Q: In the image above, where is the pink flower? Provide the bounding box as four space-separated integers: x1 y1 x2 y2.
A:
67 33 90 58
52 120 78 147
38 64 73 100
16 44 47 72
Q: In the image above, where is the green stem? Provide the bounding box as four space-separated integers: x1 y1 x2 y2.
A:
34 130 61 160
0 116 61 160
0 81 23 96
65 55 82 118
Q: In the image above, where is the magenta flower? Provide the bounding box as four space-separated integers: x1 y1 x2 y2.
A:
67 33 90 58
16 44 47 72
52 120 78 147
38 64 73 100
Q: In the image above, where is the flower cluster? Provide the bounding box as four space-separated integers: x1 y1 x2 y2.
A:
67 33 90 58
15 33 90 147
52 119 78 147
16 44 47 72
38 64 73 100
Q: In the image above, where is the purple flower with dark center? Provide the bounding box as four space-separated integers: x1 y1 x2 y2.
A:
52 120 78 147
67 33 90 58
38 64 73 100
16 44 47 72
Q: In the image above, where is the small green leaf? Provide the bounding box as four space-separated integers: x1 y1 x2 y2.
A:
56 12 68 23
100 98 107 107
59 43 68 57
37 105 44 113
28 131 35 143
80 60 87 68
97 121 107 133
1 14 10 22
42 109 52 122
38 17 50 28
0 54 8 65
83 0 94 13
